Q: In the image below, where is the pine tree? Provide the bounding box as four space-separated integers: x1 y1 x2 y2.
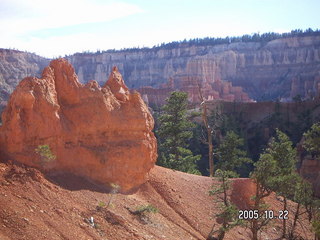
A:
207 131 249 239
289 176 313 239
302 122 320 239
303 122 320 159
266 130 297 238
208 170 243 240
250 129 297 239
216 131 252 174
157 91 200 174
250 153 277 240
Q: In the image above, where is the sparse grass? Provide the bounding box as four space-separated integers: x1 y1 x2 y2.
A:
134 204 158 215
131 204 158 224
96 183 120 212
106 183 120 208
96 201 106 211
94 223 100 229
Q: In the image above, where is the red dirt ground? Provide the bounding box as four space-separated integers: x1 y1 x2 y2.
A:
0 162 314 240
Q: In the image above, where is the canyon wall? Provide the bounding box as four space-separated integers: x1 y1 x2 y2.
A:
0 49 49 109
0 35 320 109
67 35 320 101
299 158 320 197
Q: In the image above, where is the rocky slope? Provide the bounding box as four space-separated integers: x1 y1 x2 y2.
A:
67 35 320 101
0 163 314 240
0 59 157 192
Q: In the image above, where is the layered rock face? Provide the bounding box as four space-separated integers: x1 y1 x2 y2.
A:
1 36 319 107
138 75 252 106
67 35 320 101
0 59 157 192
299 158 320 197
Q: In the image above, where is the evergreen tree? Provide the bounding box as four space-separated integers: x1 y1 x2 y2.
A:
250 129 297 239
265 129 297 238
157 91 200 174
208 170 243 240
250 153 278 240
208 131 249 239
302 123 320 239
288 176 313 239
303 122 320 159
216 131 252 175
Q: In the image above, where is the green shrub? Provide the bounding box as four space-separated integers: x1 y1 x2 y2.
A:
135 204 158 215
35 145 56 166
96 201 106 211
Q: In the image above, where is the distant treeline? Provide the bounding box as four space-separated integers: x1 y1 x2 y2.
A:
74 28 320 56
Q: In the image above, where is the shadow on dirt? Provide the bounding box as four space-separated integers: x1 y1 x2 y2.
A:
46 172 112 193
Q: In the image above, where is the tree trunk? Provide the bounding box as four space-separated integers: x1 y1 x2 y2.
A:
206 225 218 240
251 182 260 240
217 222 227 240
218 229 226 240
198 83 214 176
252 226 258 240
282 197 287 238
207 121 214 177
290 203 300 238
201 98 214 177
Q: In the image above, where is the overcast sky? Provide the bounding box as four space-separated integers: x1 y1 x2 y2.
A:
0 0 319 58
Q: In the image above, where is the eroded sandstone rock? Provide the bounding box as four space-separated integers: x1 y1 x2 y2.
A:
0 59 157 192
138 75 252 106
67 35 320 101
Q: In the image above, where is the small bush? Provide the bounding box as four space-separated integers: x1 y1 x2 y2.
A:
105 183 120 209
96 201 106 211
35 145 56 166
131 204 158 224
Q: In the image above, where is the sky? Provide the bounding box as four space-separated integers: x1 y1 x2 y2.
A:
0 0 319 58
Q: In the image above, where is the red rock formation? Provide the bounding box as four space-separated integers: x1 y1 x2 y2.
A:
297 138 320 197
0 59 157 192
231 178 257 210
299 158 320 197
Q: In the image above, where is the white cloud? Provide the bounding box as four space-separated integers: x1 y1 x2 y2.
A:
1 32 120 58
0 0 143 50
2 0 142 29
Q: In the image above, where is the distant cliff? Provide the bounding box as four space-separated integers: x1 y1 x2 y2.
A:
1 34 320 109
67 35 320 101
0 49 49 109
